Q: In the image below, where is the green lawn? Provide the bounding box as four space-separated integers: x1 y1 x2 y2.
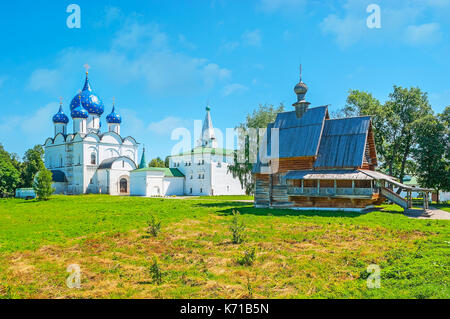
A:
0 195 448 299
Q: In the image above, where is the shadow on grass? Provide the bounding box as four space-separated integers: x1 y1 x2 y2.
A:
217 206 366 218
194 202 405 218
193 201 254 209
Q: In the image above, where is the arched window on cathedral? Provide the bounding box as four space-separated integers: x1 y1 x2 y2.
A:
91 153 97 165
60 156 63 167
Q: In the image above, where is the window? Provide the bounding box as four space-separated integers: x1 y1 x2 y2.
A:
122 161 125 168
200 188 203 193
91 153 96 165
190 188 193 194
227 186 230 192
60 156 63 167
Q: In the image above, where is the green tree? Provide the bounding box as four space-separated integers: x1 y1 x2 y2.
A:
439 106 450 162
22 145 45 187
0 144 21 197
413 114 449 202
340 87 432 184
149 157 166 168
164 156 170 168
228 104 284 195
340 90 390 165
33 169 55 201
384 86 432 183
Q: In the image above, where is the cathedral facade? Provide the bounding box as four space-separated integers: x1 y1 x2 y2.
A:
44 71 139 195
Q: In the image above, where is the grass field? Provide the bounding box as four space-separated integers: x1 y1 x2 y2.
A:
0 195 448 299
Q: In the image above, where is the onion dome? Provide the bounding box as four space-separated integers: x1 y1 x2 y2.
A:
71 94 89 119
294 80 308 95
294 65 308 99
52 103 69 124
106 103 122 124
70 71 105 116
71 106 89 119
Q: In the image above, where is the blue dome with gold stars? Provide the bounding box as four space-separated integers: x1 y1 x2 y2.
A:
106 105 122 124
52 104 69 124
70 73 105 116
71 104 89 119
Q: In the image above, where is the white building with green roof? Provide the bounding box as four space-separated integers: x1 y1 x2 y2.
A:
167 107 245 196
130 107 245 197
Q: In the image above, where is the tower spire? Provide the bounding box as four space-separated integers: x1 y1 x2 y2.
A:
300 64 302 82
199 105 217 148
293 65 310 118
139 146 147 169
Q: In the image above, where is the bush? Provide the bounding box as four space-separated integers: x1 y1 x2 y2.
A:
230 210 246 244
32 169 55 201
147 215 161 237
149 258 163 285
237 247 256 266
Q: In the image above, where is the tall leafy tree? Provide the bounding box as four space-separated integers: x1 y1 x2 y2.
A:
384 86 432 183
149 157 166 168
22 145 45 187
340 90 389 165
0 144 21 197
33 168 55 201
228 104 284 195
413 114 449 202
164 156 170 168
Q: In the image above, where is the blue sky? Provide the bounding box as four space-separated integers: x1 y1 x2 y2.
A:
0 0 449 159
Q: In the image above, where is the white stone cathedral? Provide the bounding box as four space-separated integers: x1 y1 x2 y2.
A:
44 70 139 195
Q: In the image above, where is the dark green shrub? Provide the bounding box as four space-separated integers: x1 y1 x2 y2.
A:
147 215 161 237
149 258 163 285
237 247 256 266
230 210 245 244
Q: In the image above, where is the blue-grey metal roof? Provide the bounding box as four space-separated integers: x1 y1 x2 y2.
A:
284 170 373 180
314 116 370 169
50 170 68 183
267 106 327 158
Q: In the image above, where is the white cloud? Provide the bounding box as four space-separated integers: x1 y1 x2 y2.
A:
0 103 56 146
320 0 448 48
404 23 442 45
27 21 231 97
320 14 365 48
220 41 239 52
242 30 262 46
112 22 169 50
178 34 197 50
222 83 248 97
27 69 62 93
148 117 191 135
100 6 123 27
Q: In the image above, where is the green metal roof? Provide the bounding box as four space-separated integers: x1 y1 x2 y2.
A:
403 176 419 186
132 167 185 177
169 147 235 157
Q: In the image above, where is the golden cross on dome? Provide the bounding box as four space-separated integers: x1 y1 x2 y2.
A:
84 64 91 74
59 97 63 105
112 97 116 106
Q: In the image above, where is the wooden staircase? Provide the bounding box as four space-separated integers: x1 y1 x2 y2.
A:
380 186 408 210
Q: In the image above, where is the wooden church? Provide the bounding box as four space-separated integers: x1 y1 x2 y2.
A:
253 70 428 211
